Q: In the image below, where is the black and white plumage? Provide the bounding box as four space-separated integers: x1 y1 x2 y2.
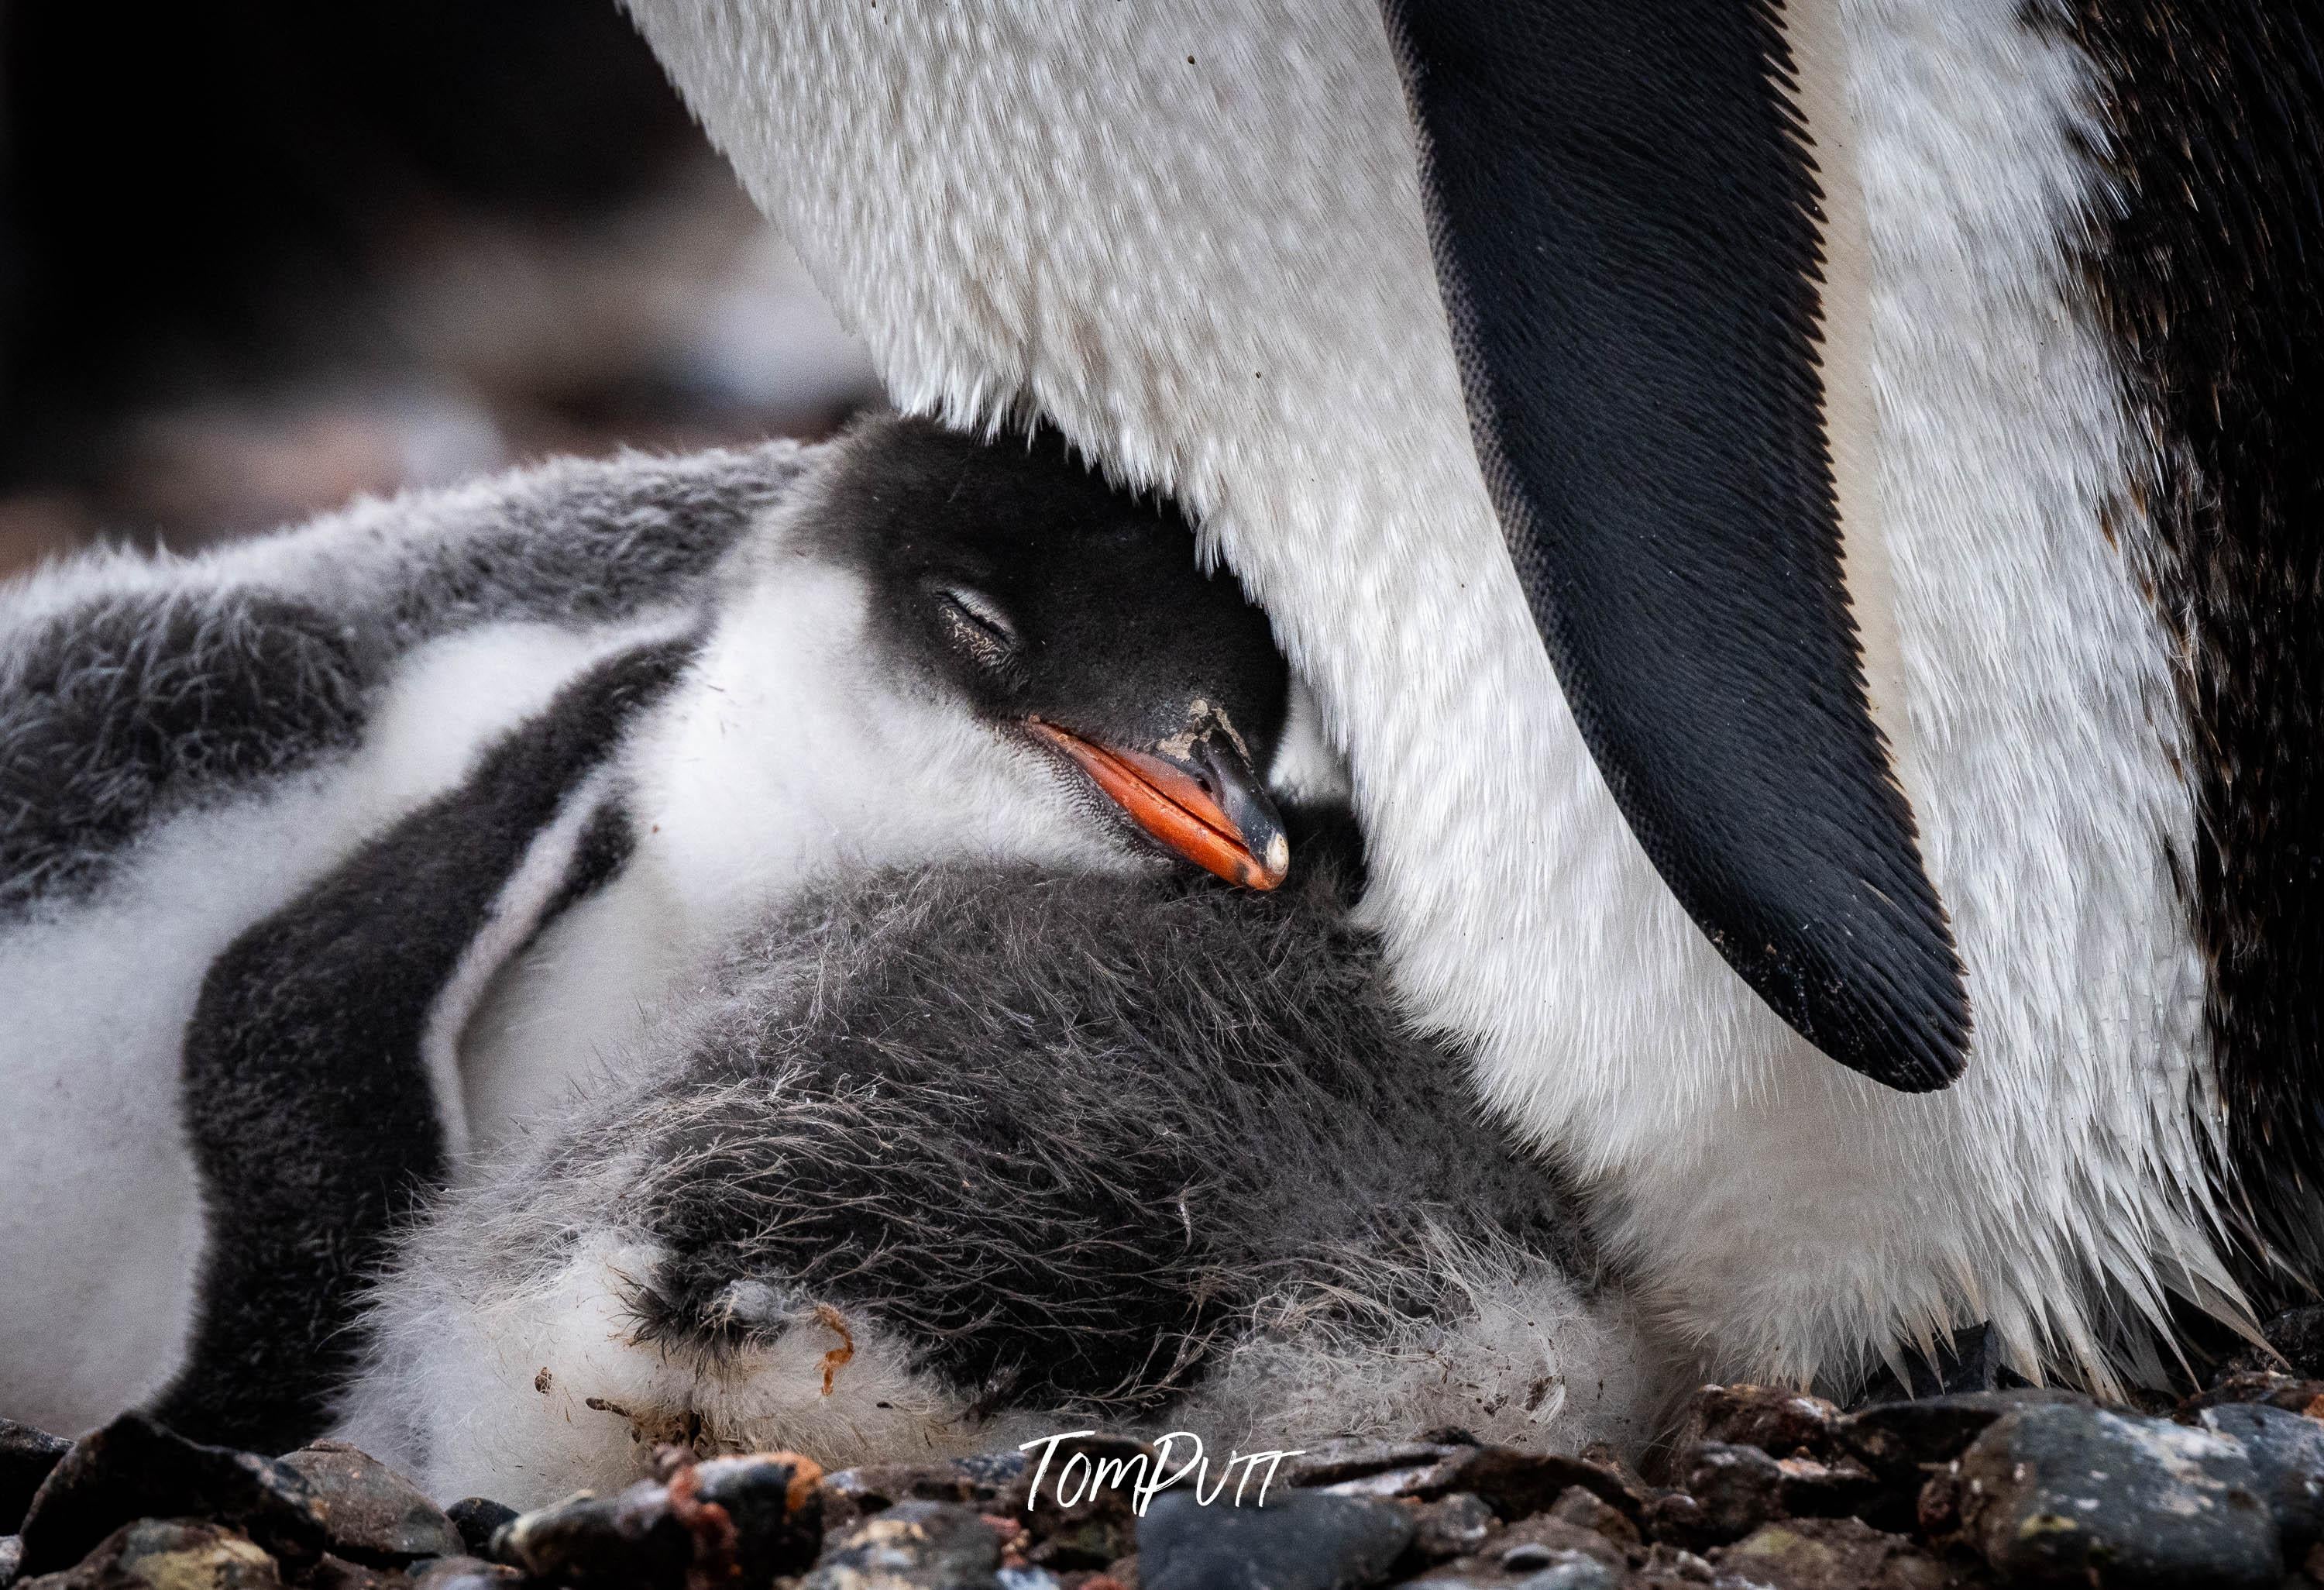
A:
0 414 1298 1444
335 834 1667 1508
1 441 786 1441
617 1 2324 1396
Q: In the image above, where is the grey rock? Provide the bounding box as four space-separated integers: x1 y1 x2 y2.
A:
303 1554 409 1590
1837 1388 2089 1488
1713 1517 1958 1590
1950 1402 2280 1587
1411 1516 1627 1586
1408 1493 1497 1561
1544 1486 1638 1548
1138 1488 1411 1590
1418 1448 1647 1526
440 1501 515 1561
1510 1564 1618 1590
1315 1466 1442 1502
1576 1444 1653 1504
1 1425 70 1537
496 1488 689 1589
2196 1402 2324 1549
823 1457 1017 1533
801 1500 1000 1590
1779 1454 1882 1516
1295 1442 1643 1527
15 1416 326 1576
1284 1441 1463 1492
1639 1543 1717 1584
1644 1490 1708 1545
2 1535 20 1590
278 1444 461 1562
999 1435 1147 1570
1676 1444 1786 1546
17 1519 281 1590
690 1453 825 1585
497 1452 819 1590
2178 1371 2324 1422
1659 1443 1879 1549
1666 1385 1844 1467
406 1556 519 1590
992 1571 1061 1590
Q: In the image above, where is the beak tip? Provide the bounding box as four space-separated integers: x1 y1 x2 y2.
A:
1030 717 1291 892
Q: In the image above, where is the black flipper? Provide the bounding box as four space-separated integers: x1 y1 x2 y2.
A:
1381 0 1970 1090
151 636 693 1452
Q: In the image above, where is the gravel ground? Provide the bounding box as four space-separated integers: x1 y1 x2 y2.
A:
8 1319 2324 1590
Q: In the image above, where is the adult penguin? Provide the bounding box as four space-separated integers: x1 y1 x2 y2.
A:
618 2 2324 1395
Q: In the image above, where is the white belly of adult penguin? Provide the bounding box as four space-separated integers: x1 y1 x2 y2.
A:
0 414 1297 1445
622 2 2324 1392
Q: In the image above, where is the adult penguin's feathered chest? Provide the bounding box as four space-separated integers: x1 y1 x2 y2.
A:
623 0 2324 1389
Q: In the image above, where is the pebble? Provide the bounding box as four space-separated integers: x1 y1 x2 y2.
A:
440 1501 515 1560
692 1452 826 1587
1636 1544 1716 1585
8 1375 2324 1588
1836 1389 2088 1489
2176 1371 2324 1421
1715 1517 1956 1590
1137 1488 1412 1590
303 1553 408 1590
16 1519 280 1590
1407 1492 1497 1561
999 1435 1147 1571
1544 1486 1637 1548
1409 1515 1624 1587
800 1500 999 1590
407 1555 521 1590
496 1451 820 1590
1666 1385 1844 1468
15 1416 326 1578
1288 1442 1466 1492
822 1457 1018 1533
277 1444 461 1563
993 1570 1063 1590
2195 1401 2324 1550
1946 1402 2281 1588
1511 1563 1618 1590
490 1488 689 1588
1671 1443 1786 1546
1415 1448 1646 1526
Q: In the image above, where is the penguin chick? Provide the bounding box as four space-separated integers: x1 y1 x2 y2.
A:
0 414 1301 1445
454 415 1294 1152
336 827 1675 1507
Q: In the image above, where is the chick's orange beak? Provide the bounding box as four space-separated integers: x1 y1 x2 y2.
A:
1026 718 1290 890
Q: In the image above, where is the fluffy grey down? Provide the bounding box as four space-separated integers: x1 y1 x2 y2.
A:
354 834 1621 1446
0 442 803 917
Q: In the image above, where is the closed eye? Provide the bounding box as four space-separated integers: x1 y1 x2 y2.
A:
933 585 1020 665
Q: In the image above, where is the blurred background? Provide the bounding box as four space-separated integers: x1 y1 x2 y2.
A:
0 0 879 580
